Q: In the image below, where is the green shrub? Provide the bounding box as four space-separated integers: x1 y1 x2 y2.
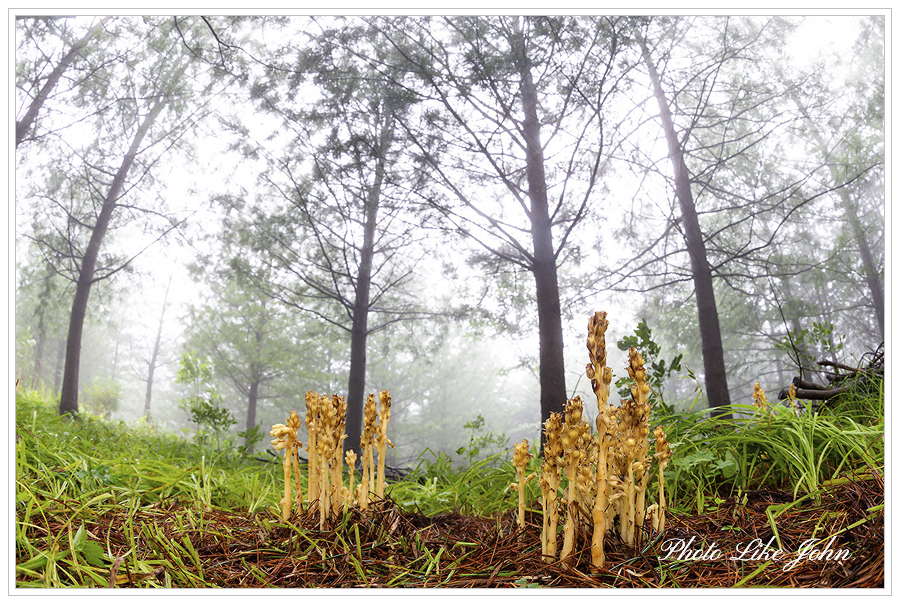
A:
615 319 683 411
455 414 509 466
176 351 236 453
82 377 121 416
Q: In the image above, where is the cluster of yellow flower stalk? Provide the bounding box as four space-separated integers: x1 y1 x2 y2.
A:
754 379 801 416
269 390 392 528
515 312 672 570
752 381 769 411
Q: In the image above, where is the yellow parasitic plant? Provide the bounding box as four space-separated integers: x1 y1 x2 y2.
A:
315 394 347 528
271 389 393 528
291 413 304 510
305 391 320 504
752 381 768 412
653 426 671 534
375 390 393 500
788 382 799 415
618 347 653 547
510 439 535 530
586 311 615 568
270 410 303 521
528 311 673 570
345 450 358 507
540 413 564 563
329 395 348 517
558 396 592 566
591 409 617 569
360 394 378 510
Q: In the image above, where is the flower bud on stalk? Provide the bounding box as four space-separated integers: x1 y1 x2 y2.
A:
510 439 534 530
653 426 672 534
540 414 563 562
271 388 394 529
330 395 348 517
345 450 358 508
360 394 378 510
559 397 591 566
305 391 319 503
752 381 769 412
375 391 393 500
270 410 302 522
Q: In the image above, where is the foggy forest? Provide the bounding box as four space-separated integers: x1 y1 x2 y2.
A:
13 14 885 589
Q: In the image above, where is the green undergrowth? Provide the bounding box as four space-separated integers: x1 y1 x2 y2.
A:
656 378 884 514
388 447 541 517
14 381 884 587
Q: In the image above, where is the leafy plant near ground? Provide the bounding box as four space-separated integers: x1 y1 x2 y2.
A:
236 424 266 457
615 319 683 411
176 351 236 454
776 320 846 375
817 374 884 426
82 376 122 416
391 448 537 517
455 414 510 466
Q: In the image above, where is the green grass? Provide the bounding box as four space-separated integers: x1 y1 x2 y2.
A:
387 447 536 516
14 380 884 587
655 378 884 513
15 390 286 588
16 390 283 507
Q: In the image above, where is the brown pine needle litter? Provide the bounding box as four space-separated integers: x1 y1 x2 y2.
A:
16 473 883 588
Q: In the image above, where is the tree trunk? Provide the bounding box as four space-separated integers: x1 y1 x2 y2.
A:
642 41 732 416
835 187 884 336
345 317 369 455
144 273 172 418
32 318 47 390
31 273 57 388
33 328 46 389
793 104 884 337
16 17 110 147
519 42 568 428
815 146 883 337
245 376 259 446
111 337 120 380
52 337 65 396
58 96 167 416
344 110 394 455
244 316 265 446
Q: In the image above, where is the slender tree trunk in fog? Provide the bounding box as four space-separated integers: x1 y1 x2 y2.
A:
819 145 883 336
32 332 45 389
344 115 393 455
53 338 65 395
58 97 166 416
244 320 265 443
792 103 884 337
144 273 172 418
520 54 568 429
846 207 884 337
33 321 47 390
375 16 616 438
246 376 260 437
30 273 58 388
642 41 732 416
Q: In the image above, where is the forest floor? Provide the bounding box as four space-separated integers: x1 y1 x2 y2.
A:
19 472 883 589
